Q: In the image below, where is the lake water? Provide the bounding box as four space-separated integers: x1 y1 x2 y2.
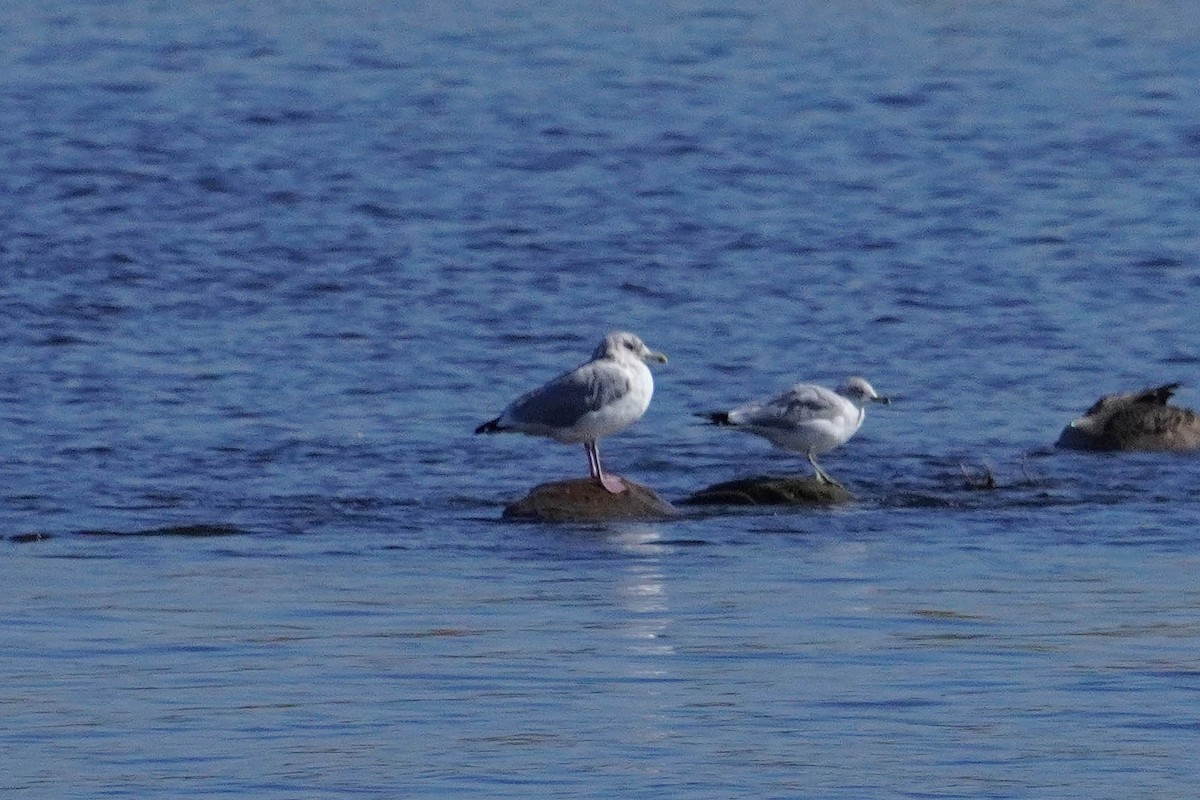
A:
4 1 1200 797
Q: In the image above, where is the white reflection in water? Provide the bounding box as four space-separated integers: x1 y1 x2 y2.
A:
611 526 675 664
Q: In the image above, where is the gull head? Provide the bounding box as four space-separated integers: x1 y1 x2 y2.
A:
838 376 890 406
595 331 668 365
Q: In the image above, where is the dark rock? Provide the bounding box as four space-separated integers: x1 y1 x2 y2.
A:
680 475 854 506
502 478 678 522
8 532 51 544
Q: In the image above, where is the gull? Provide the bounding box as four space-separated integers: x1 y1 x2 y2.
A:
475 331 668 493
699 376 890 487
1056 382 1200 451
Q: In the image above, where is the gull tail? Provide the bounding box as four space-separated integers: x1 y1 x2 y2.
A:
474 417 505 434
1138 383 1181 405
697 411 734 426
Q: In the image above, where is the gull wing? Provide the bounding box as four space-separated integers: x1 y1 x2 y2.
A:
730 384 841 430
503 359 633 431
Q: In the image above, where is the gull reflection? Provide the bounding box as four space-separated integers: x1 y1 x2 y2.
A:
612 525 675 663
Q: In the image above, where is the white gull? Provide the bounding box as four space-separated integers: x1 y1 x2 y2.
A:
475 331 668 493
700 376 890 487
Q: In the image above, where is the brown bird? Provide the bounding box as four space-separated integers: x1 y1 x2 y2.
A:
1056 383 1200 451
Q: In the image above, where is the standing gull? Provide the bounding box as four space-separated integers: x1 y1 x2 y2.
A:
1056 382 1200 451
699 377 890 487
475 331 668 493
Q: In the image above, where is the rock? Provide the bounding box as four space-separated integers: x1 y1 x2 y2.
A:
502 478 678 522
680 474 854 506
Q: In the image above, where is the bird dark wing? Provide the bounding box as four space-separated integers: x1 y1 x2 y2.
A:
1134 383 1181 406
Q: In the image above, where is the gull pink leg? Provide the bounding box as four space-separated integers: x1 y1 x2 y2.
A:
584 442 600 479
587 440 626 494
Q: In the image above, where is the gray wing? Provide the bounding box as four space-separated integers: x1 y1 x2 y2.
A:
504 360 633 430
732 384 841 430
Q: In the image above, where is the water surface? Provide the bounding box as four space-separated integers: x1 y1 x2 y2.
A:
4 1 1200 797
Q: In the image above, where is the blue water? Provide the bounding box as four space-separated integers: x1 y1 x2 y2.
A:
4 1 1200 797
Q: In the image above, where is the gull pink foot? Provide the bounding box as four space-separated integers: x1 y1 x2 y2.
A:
598 474 628 494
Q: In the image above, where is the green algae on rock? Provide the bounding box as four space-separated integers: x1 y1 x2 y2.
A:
680 475 853 507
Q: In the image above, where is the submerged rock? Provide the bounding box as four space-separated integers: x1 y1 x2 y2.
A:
680 475 854 506
1057 383 1200 451
502 478 677 522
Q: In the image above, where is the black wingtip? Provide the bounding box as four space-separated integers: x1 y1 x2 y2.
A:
696 411 733 426
474 417 503 434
